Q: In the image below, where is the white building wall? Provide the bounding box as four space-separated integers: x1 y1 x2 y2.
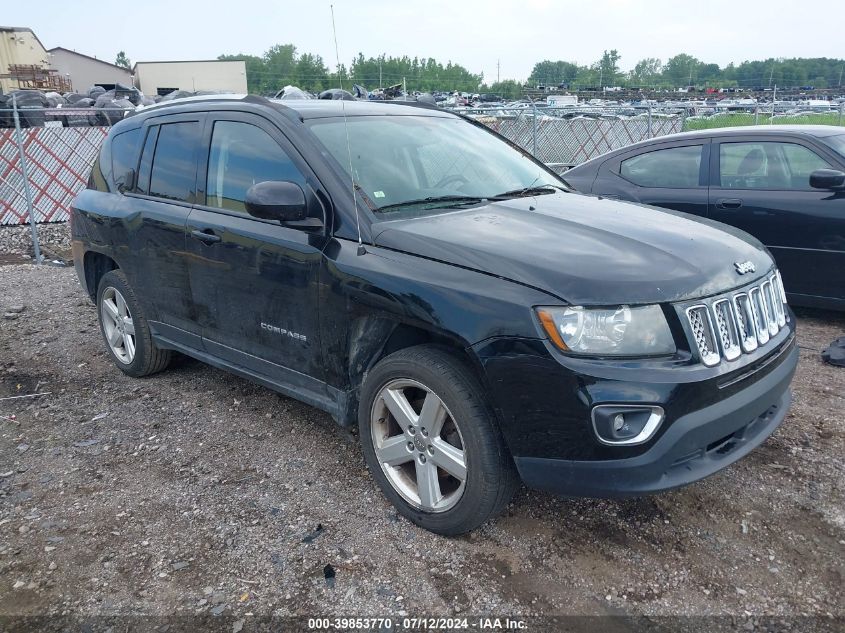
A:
134 61 247 96
49 49 132 92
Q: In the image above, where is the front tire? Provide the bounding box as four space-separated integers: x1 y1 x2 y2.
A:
96 270 171 377
359 345 518 535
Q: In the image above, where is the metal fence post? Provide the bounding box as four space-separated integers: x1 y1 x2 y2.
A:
647 102 653 138
532 101 538 157
754 105 759 126
11 95 42 264
839 102 844 127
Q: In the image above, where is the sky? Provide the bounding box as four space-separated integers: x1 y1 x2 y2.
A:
7 0 843 83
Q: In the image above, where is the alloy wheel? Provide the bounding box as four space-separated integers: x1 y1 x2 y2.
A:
100 287 136 364
370 379 467 512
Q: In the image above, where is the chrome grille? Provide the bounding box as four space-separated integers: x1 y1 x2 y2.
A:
683 270 788 366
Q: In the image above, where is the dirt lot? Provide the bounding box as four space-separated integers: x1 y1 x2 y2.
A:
0 230 843 630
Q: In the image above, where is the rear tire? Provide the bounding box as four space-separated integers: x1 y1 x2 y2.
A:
96 270 171 377
359 345 519 535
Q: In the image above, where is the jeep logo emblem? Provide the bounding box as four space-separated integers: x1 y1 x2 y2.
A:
734 261 756 275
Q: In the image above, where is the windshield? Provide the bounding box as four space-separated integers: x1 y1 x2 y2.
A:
308 114 566 215
820 134 845 160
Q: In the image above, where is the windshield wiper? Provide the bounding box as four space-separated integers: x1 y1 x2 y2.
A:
376 195 486 212
490 184 563 199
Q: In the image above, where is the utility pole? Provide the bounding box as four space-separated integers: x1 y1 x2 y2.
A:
379 55 382 89
497 59 500 84
771 84 777 123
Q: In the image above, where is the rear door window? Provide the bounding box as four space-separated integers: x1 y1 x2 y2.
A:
148 121 201 202
620 145 703 188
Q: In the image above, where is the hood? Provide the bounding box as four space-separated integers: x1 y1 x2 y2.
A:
372 193 773 305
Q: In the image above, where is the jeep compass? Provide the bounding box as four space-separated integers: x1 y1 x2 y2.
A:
72 95 797 535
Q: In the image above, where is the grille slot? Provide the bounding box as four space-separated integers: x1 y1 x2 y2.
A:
732 293 758 353
761 281 779 336
769 275 786 327
683 270 788 366
748 287 770 345
686 305 720 366
712 299 741 360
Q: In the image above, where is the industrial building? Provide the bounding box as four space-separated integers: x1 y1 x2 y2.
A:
48 47 133 92
0 25 69 93
132 60 247 96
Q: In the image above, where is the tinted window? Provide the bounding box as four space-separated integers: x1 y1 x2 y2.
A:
136 126 158 195
719 142 831 190
620 145 702 188
110 127 141 191
821 134 845 159
206 121 304 213
149 122 200 202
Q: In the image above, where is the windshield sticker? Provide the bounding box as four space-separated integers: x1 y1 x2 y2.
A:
373 191 385 198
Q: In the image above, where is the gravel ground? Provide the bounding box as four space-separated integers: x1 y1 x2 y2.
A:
0 224 71 266
0 234 843 630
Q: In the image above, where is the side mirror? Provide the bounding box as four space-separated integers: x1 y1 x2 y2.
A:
809 169 845 190
245 181 307 222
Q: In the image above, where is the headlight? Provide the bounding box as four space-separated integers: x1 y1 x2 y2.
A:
536 305 676 356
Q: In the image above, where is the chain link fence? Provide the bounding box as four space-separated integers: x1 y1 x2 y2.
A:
462 105 685 172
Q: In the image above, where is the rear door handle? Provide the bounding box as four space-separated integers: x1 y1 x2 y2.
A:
716 198 743 210
191 229 222 244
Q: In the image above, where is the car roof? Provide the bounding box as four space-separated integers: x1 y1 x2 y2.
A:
567 124 845 171
627 124 845 146
131 93 454 121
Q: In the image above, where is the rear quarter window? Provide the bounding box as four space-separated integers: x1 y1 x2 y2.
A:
620 145 703 188
110 127 142 192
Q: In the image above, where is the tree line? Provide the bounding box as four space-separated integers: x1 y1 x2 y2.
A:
217 44 845 96
528 52 845 90
218 45 482 95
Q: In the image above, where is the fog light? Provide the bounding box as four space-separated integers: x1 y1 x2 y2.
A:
592 405 664 446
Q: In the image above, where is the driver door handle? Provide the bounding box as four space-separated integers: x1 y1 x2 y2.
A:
716 198 743 210
191 229 222 244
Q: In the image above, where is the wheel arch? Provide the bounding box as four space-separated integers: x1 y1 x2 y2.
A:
82 250 119 302
340 316 489 427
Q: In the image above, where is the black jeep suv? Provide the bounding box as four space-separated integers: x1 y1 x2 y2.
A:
72 95 797 535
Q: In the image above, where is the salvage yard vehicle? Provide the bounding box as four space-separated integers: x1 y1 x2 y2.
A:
564 126 845 310
72 95 797 535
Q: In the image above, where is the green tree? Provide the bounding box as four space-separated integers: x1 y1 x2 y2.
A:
629 58 662 87
348 53 481 92
661 53 701 87
482 80 522 99
598 49 622 87
115 51 131 69
527 60 580 87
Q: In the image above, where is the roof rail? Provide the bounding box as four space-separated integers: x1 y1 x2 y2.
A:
128 93 257 116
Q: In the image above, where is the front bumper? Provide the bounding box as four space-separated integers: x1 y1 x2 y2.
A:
474 324 798 498
516 348 794 497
